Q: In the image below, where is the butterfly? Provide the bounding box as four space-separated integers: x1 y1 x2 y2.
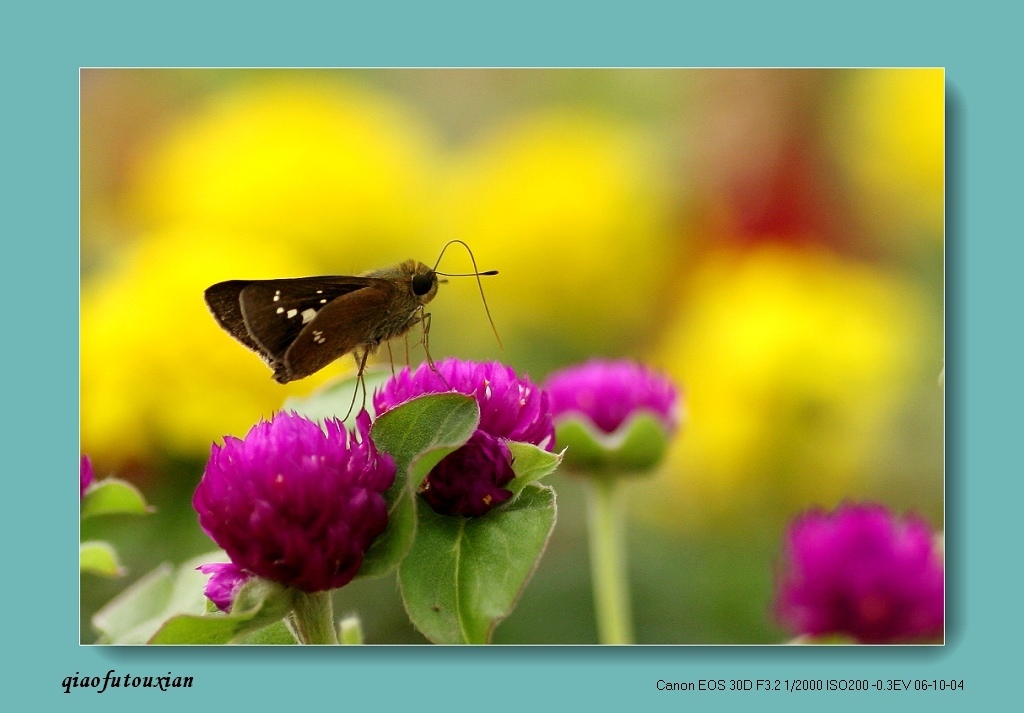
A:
204 240 499 384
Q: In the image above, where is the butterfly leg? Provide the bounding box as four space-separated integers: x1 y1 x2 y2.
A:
341 348 372 422
418 310 451 389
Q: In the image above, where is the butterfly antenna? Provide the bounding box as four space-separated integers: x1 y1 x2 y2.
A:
433 239 503 349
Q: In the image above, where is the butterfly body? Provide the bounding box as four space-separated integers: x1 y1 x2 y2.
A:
205 259 439 383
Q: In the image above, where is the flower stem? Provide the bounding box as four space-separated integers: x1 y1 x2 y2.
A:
584 474 634 644
338 615 365 645
290 590 339 645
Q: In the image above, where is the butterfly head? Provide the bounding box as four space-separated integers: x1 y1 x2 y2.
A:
407 261 440 305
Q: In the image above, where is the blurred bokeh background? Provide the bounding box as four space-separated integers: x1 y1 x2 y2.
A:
80 68 943 644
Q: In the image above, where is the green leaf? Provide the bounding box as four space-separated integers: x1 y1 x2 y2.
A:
284 367 394 426
147 609 286 645
238 620 299 644
360 393 480 578
148 574 293 645
555 411 673 474
506 442 563 496
79 541 126 578
398 483 557 644
91 564 175 643
371 393 480 485
92 552 219 644
80 478 153 518
148 613 256 645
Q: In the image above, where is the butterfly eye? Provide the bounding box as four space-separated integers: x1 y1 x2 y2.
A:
412 272 435 296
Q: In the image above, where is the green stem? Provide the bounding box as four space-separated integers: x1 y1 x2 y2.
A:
290 590 339 645
338 615 365 645
584 474 634 644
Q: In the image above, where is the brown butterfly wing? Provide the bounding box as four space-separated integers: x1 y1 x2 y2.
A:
205 280 268 361
276 281 403 383
236 277 380 363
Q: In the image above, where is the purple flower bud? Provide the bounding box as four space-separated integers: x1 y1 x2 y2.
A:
80 455 94 499
374 359 554 517
193 411 395 593
545 359 680 434
775 503 944 643
197 562 253 612
420 431 516 517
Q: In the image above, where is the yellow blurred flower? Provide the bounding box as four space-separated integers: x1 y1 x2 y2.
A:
646 246 937 529
443 109 677 362
83 77 459 469
124 78 442 269
81 228 341 467
830 68 944 247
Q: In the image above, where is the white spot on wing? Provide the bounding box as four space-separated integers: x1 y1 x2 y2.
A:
276 307 284 314
301 308 317 324
287 309 297 319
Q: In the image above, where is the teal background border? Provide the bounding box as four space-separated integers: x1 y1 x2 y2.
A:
7 0 1018 710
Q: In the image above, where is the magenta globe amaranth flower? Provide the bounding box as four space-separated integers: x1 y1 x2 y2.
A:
374 359 554 517
544 359 680 473
193 411 395 593
421 431 517 517
197 563 254 612
546 359 680 434
80 455 94 498
775 503 944 644
375 359 554 448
